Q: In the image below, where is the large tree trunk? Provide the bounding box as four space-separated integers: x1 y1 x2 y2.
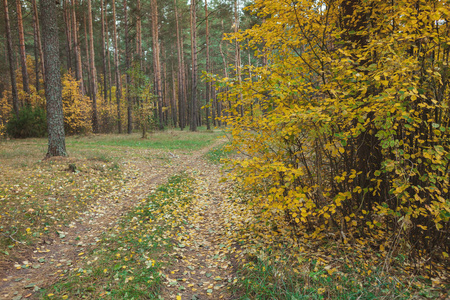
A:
3 0 19 117
189 0 197 131
151 0 163 130
136 0 142 70
87 0 99 133
174 0 184 130
40 0 66 157
123 0 132 133
16 0 30 96
112 0 122 133
71 0 84 94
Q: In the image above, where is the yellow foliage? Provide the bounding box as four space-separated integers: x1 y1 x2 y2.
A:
217 0 450 265
0 91 12 137
62 73 92 135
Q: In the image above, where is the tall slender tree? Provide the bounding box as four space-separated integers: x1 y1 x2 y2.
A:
3 0 19 117
16 0 30 95
205 0 211 130
40 0 66 157
123 0 132 133
151 0 163 130
174 0 185 130
71 0 84 94
112 0 122 133
32 0 45 85
100 0 107 102
87 0 99 132
189 0 197 131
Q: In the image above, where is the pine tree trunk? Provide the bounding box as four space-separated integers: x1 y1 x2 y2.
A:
112 0 122 133
32 0 40 92
16 0 30 96
171 63 177 127
124 0 132 133
100 0 107 102
205 0 211 130
151 0 163 130
63 0 72 72
32 0 45 85
3 0 19 117
88 0 99 133
174 0 184 130
71 0 84 94
83 15 91 96
234 0 243 117
105 2 112 103
189 0 197 131
40 0 66 157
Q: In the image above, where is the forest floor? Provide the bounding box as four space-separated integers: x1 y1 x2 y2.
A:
0 130 238 300
0 131 447 300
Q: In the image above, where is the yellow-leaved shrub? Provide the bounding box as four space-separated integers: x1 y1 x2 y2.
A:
218 0 450 270
62 73 92 135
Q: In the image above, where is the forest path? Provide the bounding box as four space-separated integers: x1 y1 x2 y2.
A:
159 157 236 300
0 136 233 300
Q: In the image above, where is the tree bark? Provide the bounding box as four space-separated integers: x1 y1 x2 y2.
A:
205 0 211 130
3 0 19 117
16 0 30 96
100 0 107 102
151 0 163 130
71 0 84 94
111 0 122 133
104 0 112 103
40 0 66 157
32 0 45 86
83 14 91 96
189 0 197 131
174 0 185 130
63 0 73 71
88 0 99 133
123 0 132 133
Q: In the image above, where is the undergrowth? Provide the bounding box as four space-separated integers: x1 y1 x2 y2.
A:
41 173 194 299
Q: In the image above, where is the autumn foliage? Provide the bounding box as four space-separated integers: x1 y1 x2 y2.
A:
219 0 450 271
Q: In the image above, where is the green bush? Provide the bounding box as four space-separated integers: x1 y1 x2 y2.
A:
6 105 47 138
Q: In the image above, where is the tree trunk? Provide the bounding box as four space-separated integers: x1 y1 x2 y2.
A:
105 1 112 103
40 0 66 157
234 0 243 117
151 0 163 130
71 0 84 94
136 0 142 70
88 0 99 133
123 0 132 133
100 0 107 102
83 15 91 96
111 0 122 133
32 0 40 92
2 0 19 117
205 0 211 130
32 0 45 85
171 63 177 127
174 0 184 130
16 0 30 96
63 0 72 71
189 0 197 131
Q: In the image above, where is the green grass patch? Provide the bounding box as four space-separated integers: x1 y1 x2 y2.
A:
232 248 446 300
41 173 194 299
204 142 231 164
67 131 223 152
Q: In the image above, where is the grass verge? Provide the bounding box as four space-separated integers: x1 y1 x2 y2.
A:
41 173 194 299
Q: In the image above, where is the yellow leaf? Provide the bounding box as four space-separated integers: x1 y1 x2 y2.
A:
176 295 182 300
443 252 449 259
